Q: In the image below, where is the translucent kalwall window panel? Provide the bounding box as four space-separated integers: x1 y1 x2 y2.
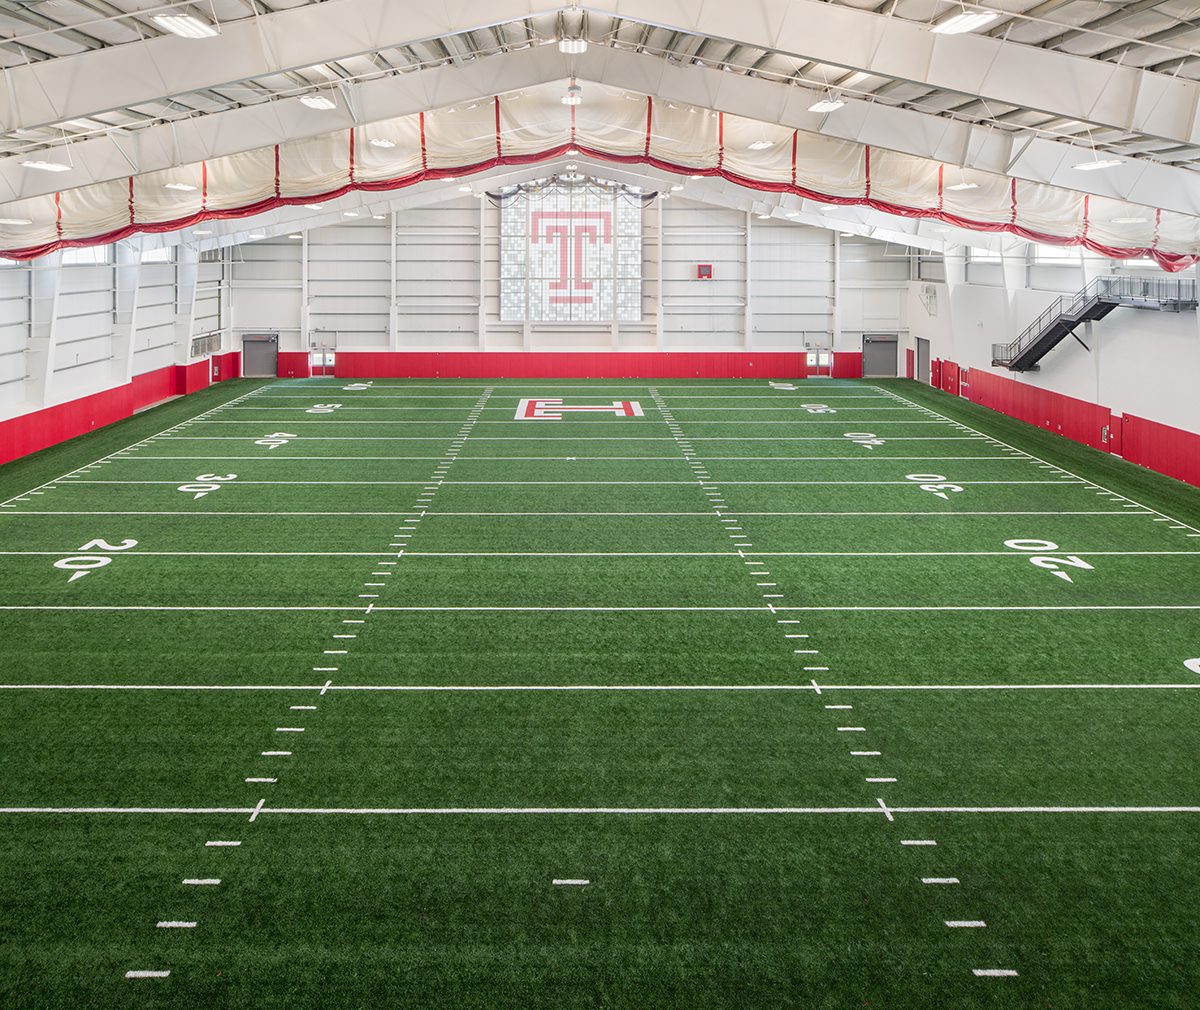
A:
500 186 642 322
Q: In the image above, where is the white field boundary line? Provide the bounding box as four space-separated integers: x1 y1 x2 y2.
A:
3 550 1195 559
250 394 893 400
181 420 950 425
878 386 1200 537
57 478 1084 486
1 510 1146 518
2 682 1196 693
148 436 992 441
0 382 269 510
5 605 1200 613
2 805 1197 817
102 455 1037 462
220 403 916 410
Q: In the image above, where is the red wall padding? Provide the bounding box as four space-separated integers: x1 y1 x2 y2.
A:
831 352 863 379
175 360 211 395
940 360 961 396
1121 414 1200 488
930 359 942 389
905 348 914 379
278 351 312 378
964 368 1115 452
130 365 176 409
0 359 224 466
334 351 808 379
211 351 241 382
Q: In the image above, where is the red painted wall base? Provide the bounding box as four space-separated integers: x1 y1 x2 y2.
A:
926 362 1200 489
0 356 236 466
334 351 808 380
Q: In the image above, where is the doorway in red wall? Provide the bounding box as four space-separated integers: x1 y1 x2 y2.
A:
310 349 336 377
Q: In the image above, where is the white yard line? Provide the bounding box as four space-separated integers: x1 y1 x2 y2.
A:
2 682 1195 693
4 604 1196 613
2 805 1197 816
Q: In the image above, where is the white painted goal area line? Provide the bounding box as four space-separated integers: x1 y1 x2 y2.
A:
2 682 1196 693
3 805 1198 817
875 386 1200 537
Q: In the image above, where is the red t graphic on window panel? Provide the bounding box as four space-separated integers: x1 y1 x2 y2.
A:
531 211 613 306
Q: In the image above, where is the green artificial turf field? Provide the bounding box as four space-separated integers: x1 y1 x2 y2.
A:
0 375 1197 1009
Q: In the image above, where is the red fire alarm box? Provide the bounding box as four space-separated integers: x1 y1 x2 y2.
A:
697 264 713 280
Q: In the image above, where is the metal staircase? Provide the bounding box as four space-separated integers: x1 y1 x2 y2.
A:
992 275 1198 372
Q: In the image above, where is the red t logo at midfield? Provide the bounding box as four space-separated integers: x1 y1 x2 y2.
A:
516 398 644 421
531 211 613 306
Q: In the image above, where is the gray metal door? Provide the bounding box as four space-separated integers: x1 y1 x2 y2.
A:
242 334 278 377
916 337 931 384
862 334 898 377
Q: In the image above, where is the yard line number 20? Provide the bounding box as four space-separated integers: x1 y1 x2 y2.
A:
1003 538 1094 584
54 538 138 583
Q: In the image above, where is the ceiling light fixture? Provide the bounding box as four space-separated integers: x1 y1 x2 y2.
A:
164 182 197 192
343 211 359 217
300 94 337 111
369 138 396 149
1073 157 1123 172
304 203 324 210
458 185 473 192
21 160 71 173
562 81 583 106
372 214 386 220
930 10 1000 34
288 234 303 239
690 173 704 180
808 98 845 114
748 139 774 151
559 37 587 54
0 217 32 225
1112 216 1148 224
946 181 979 191
193 229 213 236
151 14 219 38
248 233 265 240
671 184 684 191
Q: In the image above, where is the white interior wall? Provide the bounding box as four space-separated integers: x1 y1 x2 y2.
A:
907 258 1200 434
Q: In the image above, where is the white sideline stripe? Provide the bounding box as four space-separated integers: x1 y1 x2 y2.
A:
973 969 1018 977
922 878 959 885
205 840 240 847
881 387 1200 538
947 921 987 928
6 605 1200 613
156 921 197 929
552 879 590 886
182 879 220 886
851 751 881 756
244 777 276 784
125 970 170 979
262 751 291 756
59 478 1075 486
901 840 936 846
3 805 1198 817
2 682 1197 693
0 510 1145 518
6 549 1192 559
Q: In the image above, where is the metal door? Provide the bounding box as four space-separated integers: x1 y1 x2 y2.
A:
862 334 898 377
242 334 279 377
916 337 931 384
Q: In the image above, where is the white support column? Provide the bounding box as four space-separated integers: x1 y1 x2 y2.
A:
831 231 842 353
655 196 665 351
999 239 1031 343
174 245 201 362
477 198 487 351
111 242 142 386
300 232 311 352
390 211 400 350
29 251 63 407
744 211 753 350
